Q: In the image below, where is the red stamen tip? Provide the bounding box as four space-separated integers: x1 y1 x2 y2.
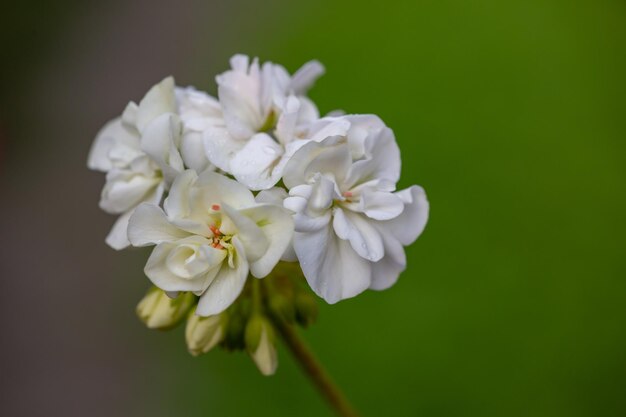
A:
211 204 220 211
343 191 353 198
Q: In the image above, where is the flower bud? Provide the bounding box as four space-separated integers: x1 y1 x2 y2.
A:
136 287 195 330
223 300 249 351
294 291 318 327
185 307 227 356
245 315 278 376
268 292 296 323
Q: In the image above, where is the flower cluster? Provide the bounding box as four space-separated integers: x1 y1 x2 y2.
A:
88 54 429 373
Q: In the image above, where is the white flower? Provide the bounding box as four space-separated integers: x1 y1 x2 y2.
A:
204 54 325 190
127 170 294 316
88 77 221 249
282 120 429 303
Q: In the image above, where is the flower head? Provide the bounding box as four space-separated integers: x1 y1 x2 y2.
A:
282 117 429 303
128 170 294 316
89 54 430 375
204 54 325 190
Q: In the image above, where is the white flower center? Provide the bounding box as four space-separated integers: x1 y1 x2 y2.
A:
206 204 237 268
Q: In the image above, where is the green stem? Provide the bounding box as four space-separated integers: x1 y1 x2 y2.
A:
271 316 362 417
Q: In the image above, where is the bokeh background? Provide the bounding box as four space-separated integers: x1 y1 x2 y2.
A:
1 0 625 416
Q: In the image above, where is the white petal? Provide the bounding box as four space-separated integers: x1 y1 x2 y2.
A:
325 109 346 117
165 238 227 279
307 175 338 215
260 139 311 188
128 152 159 176
175 86 222 127
230 133 284 190
106 142 144 169
127 203 189 246
221 204 269 263
296 96 320 125
288 184 313 199
345 124 401 188
293 210 332 233
121 102 139 128
181 131 212 172
144 239 220 293
307 141 351 187
255 187 288 205
282 138 350 189
163 169 197 219
196 237 249 316
195 171 256 209
99 169 159 214
294 223 371 303
342 114 386 160
305 117 350 142
203 127 244 172
105 179 165 250
217 56 264 139
105 210 134 250
229 54 250 72
88 118 131 171
332 208 384 262
275 95 300 145
159 183 215 236
267 62 290 99
382 186 429 245
369 231 406 291
282 140 322 189
284 196 308 214
136 77 177 133
239 204 294 278
218 84 259 139
290 60 325 94
140 113 184 184
359 189 405 220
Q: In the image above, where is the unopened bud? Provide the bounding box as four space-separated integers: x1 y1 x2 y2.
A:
245 315 278 376
185 307 227 356
136 287 195 330
268 293 296 323
223 301 248 351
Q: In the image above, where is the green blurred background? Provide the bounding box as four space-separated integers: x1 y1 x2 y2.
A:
1 0 625 416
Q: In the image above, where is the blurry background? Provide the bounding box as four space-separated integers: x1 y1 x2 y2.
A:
1 0 625 416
